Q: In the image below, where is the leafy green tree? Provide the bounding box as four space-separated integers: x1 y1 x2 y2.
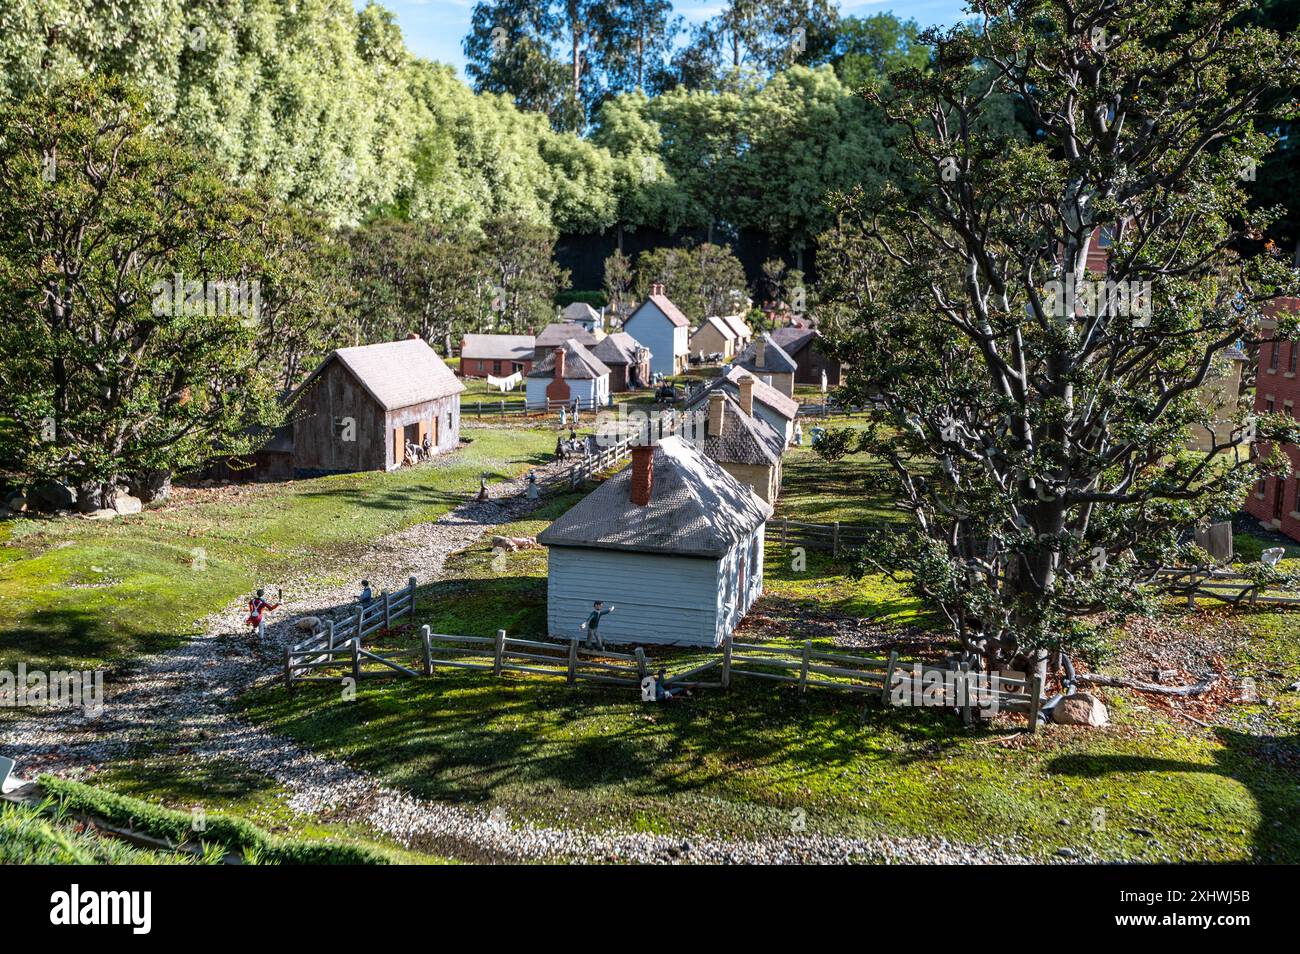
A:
634 243 747 320
673 0 839 84
477 217 571 333
0 78 283 507
603 249 635 316
832 12 932 88
816 0 1300 678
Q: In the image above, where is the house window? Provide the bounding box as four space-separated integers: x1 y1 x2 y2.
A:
1274 477 1286 519
493 360 503 375
1270 342 1280 371
512 362 524 373
1266 397 1275 414
1290 342 1298 374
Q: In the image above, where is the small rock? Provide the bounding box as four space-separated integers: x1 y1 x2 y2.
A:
1051 692 1109 727
4 492 26 513
83 508 118 521
1057 847 1077 858
112 492 143 515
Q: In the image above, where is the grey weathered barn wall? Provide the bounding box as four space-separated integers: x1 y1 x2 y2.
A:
292 361 387 474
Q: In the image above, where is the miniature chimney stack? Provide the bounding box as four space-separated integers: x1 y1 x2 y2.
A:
630 444 655 506
708 390 726 435
651 282 664 296
738 374 755 417
552 345 566 381
755 335 766 367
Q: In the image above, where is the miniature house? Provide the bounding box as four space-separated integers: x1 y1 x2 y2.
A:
686 368 799 444
290 338 464 475
689 315 739 361
592 332 652 392
689 390 785 503
525 339 611 409
459 334 535 377
734 333 797 397
622 285 690 377
534 322 603 362
539 436 772 647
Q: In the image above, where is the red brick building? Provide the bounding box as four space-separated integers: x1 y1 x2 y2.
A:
1246 297 1300 541
459 334 535 378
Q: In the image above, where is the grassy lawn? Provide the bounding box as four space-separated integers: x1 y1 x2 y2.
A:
0 426 557 672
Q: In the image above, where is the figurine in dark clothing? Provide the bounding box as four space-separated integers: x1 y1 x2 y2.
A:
581 600 614 650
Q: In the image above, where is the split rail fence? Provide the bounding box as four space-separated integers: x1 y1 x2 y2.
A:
772 518 873 557
1156 568 1300 608
286 627 1045 731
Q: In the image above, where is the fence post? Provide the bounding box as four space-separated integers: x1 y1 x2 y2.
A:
351 637 362 685
284 647 293 690
881 650 899 705
721 635 733 689
493 629 506 677
799 640 811 693
328 619 336 650
499 399 505 415
383 591 392 631
832 521 840 557
1028 673 1043 734
567 638 578 684
634 647 647 682
409 576 418 616
421 625 433 676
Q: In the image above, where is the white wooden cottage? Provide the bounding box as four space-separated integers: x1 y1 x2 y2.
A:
622 285 690 378
525 339 611 409
538 436 772 647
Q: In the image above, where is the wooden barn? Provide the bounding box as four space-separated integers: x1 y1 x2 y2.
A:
538 436 772 647
290 338 464 475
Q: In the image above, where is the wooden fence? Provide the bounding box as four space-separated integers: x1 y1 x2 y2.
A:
462 397 606 418
771 518 873 556
285 577 419 684
286 627 1045 730
537 408 681 494
1156 568 1300 608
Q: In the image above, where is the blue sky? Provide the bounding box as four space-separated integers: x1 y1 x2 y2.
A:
354 1 972 78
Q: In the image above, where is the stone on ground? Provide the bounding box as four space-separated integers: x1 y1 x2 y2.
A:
1051 692 1109 727
112 492 143 515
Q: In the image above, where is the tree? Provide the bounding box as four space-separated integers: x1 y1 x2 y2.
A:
587 0 681 98
832 12 932 89
0 78 284 506
634 243 747 320
476 217 571 332
816 0 1300 679
672 0 839 84
603 249 635 317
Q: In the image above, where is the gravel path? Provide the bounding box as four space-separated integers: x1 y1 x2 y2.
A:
2 466 1044 865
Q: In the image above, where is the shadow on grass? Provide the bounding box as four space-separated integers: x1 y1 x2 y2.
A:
0 607 183 671
1047 727 1300 863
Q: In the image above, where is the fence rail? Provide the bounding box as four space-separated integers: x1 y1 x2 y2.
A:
286 628 1045 730
285 577 419 684
1155 567 1300 608
462 397 606 418
537 408 681 494
771 518 873 556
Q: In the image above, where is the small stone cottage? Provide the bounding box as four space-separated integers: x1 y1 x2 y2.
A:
539 436 772 647
689 390 785 503
686 369 800 444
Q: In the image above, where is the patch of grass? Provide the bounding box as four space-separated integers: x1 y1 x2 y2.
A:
0 799 200 865
0 427 557 672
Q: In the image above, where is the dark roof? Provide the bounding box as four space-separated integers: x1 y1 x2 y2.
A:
560 302 601 324
527 339 611 379
735 333 797 375
685 367 800 422
592 332 649 366
768 326 818 356
461 334 535 362
537 436 772 558
296 338 464 411
536 322 601 349
627 294 690 329
689 393 783 467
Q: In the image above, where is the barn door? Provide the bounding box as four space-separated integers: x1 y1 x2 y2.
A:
392 425 403 467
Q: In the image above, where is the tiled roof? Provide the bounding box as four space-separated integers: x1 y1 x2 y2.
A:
592 332 649 366
685 367 800 422
561 302 601 324
688 393 783 467
768 326 818 356
537 436 771 557
536 322 601 349
527 339 611 379
735 333 797 375
628 294 690 329
717 312 752 340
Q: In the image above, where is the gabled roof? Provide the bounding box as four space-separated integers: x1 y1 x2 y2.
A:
527 338 611 379
297 338 464 411
626 293 690 329
461 333 535 362
537 436 772 558
592 332 649 366
536 322 602 350
686 367 799 422
690 393 783 467
717 312 752 340
769 326 818 356
561 302 601 324
691 315 736 342
735 333 797 375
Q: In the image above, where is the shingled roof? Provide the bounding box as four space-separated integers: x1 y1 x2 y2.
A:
686 367 800 421
735 333 797 375
592 332 649 366
299 338 464 410
690 393 783 466
627 293 690 329
536 322 602 350
768 326 818 356
461 333 535 362
717 312 752 340
560 302 601 324
537 436 772 558
527 339 611 379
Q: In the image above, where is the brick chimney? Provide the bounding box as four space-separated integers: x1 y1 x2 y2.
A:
755 335 766 368
651 283 664 296
708 391 726 436
546 346 570 401
630 444 655 506
738 373 755 417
